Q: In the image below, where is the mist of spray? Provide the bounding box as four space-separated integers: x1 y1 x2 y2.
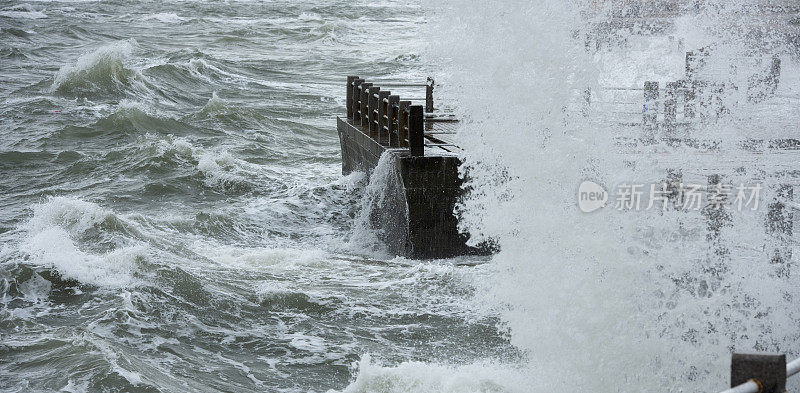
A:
427 0 800 391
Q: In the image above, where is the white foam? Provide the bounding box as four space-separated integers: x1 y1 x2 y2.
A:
142 12 185 23
298 12 322 22
20 197 144 288
155 135 195 158
198 91 227 115
60 378 90 393
334 354 529 393
0 4 47 19
25 196 111 235
253 280 296 299
203 245 332 271
287 332 326 352
196 150 245 187
20 227 143 288
154 135 253 189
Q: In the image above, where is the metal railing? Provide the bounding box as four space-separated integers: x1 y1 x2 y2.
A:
346 75 431 156
717 353 800 393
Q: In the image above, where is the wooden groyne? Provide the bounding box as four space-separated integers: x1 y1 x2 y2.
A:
337 76 484 259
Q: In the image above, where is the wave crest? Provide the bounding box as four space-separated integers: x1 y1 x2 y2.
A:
19 197 145 288
52 40 138 97
25 196 112 235
0 4 47 19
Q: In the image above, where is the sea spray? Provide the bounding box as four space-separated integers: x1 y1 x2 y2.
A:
348 152 409 257
428 0 800 391
427 1 665 390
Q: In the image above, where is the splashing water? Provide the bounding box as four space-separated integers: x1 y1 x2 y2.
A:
426 0 800 391
348 152 409 258
3 0 799 391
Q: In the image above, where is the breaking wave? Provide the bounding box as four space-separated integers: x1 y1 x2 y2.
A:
18 197 146 288
0 4 47 19
52 40 139 97
335 354 528 393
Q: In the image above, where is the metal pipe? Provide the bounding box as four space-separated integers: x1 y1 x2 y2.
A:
718 380 759 393
369 83 427 87
599 87 646 91
425 118 458 123
717 356 800 393
787 357 800 377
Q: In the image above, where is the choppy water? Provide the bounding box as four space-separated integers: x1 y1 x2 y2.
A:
5 0 800 392
0 1 519 392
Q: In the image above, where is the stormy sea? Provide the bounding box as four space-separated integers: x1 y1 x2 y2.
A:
2 0 800 392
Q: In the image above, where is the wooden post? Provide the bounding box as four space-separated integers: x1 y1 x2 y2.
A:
397 101 411 147
731 353 786 393
643 81 659 139
377 91 391 144
684 80 696 119
352 78 364 122
582 87 591 117
684 50 705 120
664 81 677 130
409 105 424 157
703 174 732 255
666 169 683 210
359 82 372 128
425 77 434 113
766 184 793 265
368 86 380 138
710 82 727 119
387 95 399 147
346 76 358 119
767 55 781 94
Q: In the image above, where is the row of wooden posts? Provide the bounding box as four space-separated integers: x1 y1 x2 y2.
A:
639 52 781 129
581 49 783 129
346 76 434 157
